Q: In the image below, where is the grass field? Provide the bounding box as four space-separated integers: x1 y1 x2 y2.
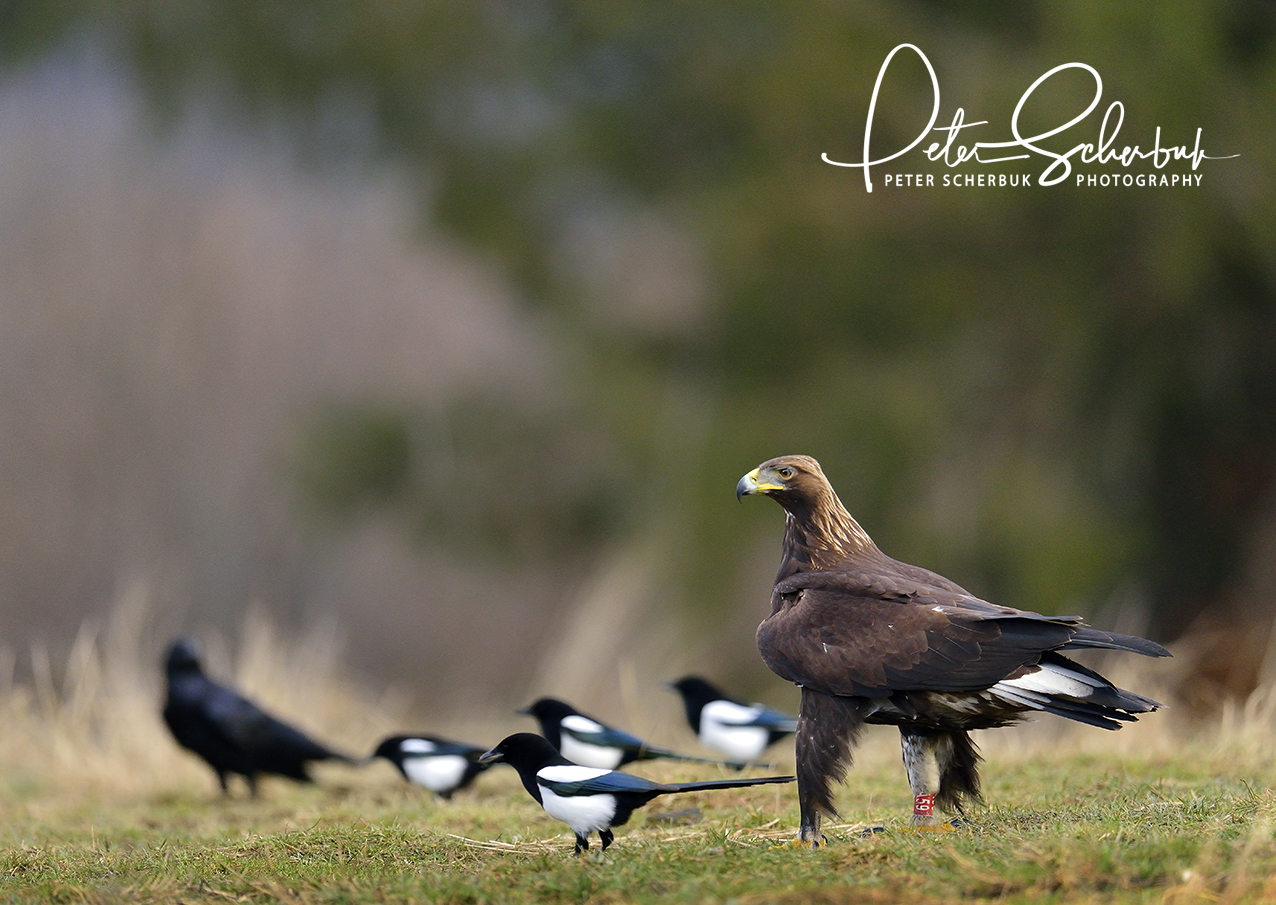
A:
3 740 1274 904
2 606 1274 903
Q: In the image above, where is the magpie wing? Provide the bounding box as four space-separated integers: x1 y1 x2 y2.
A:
757 562 1087 698
729 704 796 730
560 715 648 753
704 700 797 732
739 706 798 732
537 766 671 798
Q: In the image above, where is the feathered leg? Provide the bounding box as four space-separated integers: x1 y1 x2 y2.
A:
573 832 589 855
935 730 982 815
794 688 863 845
900 730 943 827
901 730 981 829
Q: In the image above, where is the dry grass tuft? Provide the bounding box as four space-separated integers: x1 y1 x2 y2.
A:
0 585 405 802
5 583 1276 804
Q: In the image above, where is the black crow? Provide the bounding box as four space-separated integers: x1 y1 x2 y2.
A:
479 732 794 854
519 697 746 770
162 637 353 795
668 676 797 762
738 455 1170 844
372 734 493 799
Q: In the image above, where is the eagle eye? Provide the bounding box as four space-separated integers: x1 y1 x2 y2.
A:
777 466 794 480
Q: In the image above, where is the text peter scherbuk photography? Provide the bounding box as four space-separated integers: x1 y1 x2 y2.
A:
823 44 1236 192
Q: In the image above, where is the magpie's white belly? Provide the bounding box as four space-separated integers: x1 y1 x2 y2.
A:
559 734 625 769
539 787 618 834
403 754 467 792
700 721 770 761
699 700 773 760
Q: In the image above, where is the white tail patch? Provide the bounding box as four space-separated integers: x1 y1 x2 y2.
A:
995 662 1102 701
989 685 1047 709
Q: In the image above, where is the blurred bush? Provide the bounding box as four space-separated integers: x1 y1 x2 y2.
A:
296 396 629 562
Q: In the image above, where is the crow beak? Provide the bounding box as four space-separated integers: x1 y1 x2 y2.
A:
478 747 503 765
516 706 532 716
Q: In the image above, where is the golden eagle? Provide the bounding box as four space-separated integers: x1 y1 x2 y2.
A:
737 455 1169 843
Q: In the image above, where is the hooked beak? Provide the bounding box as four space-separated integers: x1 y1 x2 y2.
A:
738 464 788 501
478 747 503 765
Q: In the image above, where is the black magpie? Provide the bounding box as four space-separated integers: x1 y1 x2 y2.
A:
479 733 795 854
372 735 493 799
668 676 797 762
162 637 353 795
519 697 747 770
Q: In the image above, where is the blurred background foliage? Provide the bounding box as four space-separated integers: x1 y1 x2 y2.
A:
0 0 1273 708
297 395 627 563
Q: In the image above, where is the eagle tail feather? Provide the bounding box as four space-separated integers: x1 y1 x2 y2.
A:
1061 629 1170 658
996 655 1163 729
995 686 1157 730
1041 655 1165 714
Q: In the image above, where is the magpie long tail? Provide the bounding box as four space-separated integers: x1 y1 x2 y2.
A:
639 747 751 771
667 775 795 793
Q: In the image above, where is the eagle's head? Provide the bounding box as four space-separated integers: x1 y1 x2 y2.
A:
736 455 832 507
737 455 874 565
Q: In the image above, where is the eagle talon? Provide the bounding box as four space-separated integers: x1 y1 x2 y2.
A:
904 820 961 834
769 834 827 850
860 825 887 837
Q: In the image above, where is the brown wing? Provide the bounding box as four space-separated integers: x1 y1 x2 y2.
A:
757 562 1084 698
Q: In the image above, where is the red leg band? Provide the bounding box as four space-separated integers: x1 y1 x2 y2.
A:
913 794 935 817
